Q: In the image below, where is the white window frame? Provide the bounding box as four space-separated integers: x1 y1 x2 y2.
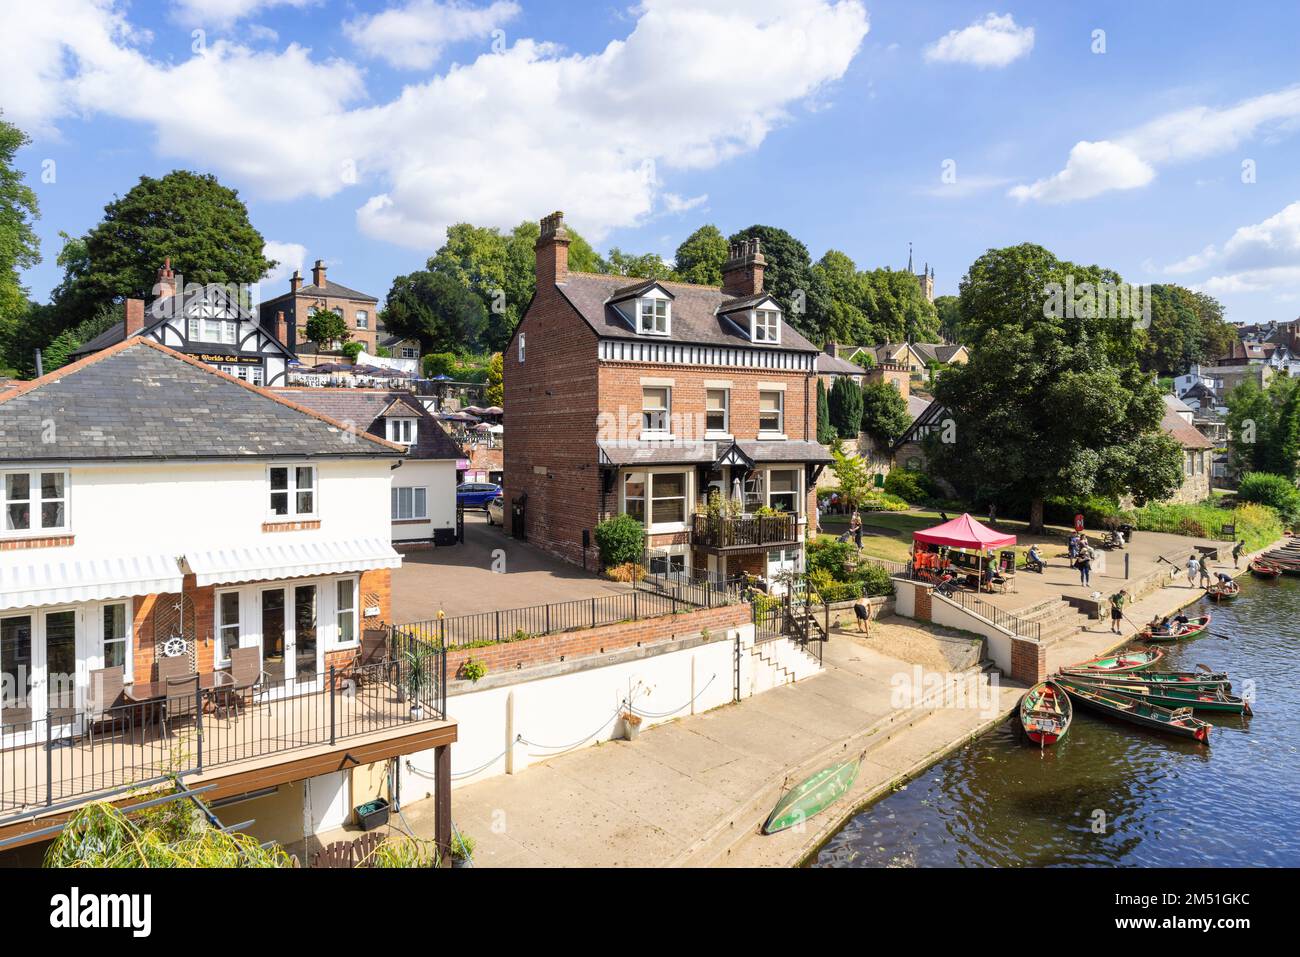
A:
386 418 418 445
214 589 242 667
518 332 526 364
2 469 71 537
638 297 670 336
753 307 781 344
623 468 689 531
642 386 671 437
766 468 801 515
758 390 785 437
391 486 428 521
401 347 418 360
623 472 647 525
268 464 318 519
335 578 359 649
355 311 369 330
99 599 133 681
705 388 730 437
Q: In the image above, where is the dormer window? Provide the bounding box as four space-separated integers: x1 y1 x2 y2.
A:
639 298 670 336
386 418 418 445
753 308 781 343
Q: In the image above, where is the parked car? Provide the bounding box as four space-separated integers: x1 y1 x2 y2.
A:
486 495 504 526
457 482 502 510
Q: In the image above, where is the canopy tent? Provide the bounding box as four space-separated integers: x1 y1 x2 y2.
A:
913 513 1016 550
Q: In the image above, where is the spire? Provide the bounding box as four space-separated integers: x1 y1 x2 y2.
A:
907 242 913 272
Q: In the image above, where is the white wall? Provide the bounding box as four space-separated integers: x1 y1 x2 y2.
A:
391 459 457 541
928 592 1012 674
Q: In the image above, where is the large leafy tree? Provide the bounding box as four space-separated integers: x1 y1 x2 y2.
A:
858 268 940 343
934 294 961 343
931 243 1183 530
1226 375 1300 480
599 248 674 280
673 225 727 286
304 307 351 351
0 115 41 373
381 270 488 355
1139 284 1234 376
860 380 911 445
728 225 824 341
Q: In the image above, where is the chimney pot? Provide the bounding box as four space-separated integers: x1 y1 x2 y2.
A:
155 258 177 300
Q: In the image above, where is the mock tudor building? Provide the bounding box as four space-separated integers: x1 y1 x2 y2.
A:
69 258 296 386
504 212 831 586
258 259 380 356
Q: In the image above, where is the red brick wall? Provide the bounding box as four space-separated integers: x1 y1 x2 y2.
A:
914 582 932 622
1011 636 1047 684
446 602 749 679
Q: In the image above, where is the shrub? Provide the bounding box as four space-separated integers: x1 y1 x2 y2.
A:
1132 501 1283 553
341 341 363 362
807 538 856 580
593 514 644 568
604 561 647 583
858 562 895 597
1237 472 1300 522
859 491 909 512
882 469 933 504
458 658 487 683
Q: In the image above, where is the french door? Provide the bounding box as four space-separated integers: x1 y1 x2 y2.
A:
260 584 322 695
1 608 82 744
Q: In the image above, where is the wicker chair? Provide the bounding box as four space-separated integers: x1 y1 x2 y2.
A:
163 674 200 738
341 629 394 689
224 646 268 715
84 665 125 742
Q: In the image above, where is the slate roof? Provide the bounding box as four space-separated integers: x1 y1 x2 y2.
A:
815 354 865 376
276 389 462 461
596 438 830 467
734 440 832 463
0 338 403 463
558 272 820 353
1160 396 1214 450
911 343 966 364
69 322 129 358
263 280 378 304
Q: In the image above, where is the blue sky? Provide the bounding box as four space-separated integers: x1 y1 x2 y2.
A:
5 0 1300 327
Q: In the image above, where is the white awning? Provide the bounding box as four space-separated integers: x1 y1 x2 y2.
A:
0 553 184 612
184 538 402 587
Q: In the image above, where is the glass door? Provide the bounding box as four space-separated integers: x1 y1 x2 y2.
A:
261 587 286 690
42 610 79 736
292 584 320 689
259 584 322 695
1 614 33 744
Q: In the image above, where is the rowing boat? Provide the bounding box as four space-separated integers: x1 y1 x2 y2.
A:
1057 680 1212 743
1020 681 1072 746
1249 560 1283 579
1058 675 1251 714
1138 614 1211 643
1206 580 1240 602
1071 648 1165 673
763 756 860 835
1056 669 1232 692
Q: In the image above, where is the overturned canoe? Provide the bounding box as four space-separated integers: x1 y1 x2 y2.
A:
1057 680 1212 743
1071 647 1165 673
1020 681 1072 746
1138 614 1212 643
763 757 860 835
1060 675 1251 714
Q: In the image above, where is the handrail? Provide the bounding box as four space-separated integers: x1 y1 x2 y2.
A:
938 588 1041 641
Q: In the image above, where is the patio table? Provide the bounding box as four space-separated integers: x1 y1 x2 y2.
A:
123 671 234 705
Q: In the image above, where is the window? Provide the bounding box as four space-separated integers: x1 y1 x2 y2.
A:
3 470 69 534
401 347 418 359
624 473 646 523
249 366 264 387
187 317 200 340
768 469 799 514
269 465 316 517
744 471 765 510
336 579 357 646
518 332 526 363
386 418 418 444
754 308 780 343
651 472 687 525
216 592 240 664
391 486 428 520
649 551 686 577
705 389 729 434
638 297 670 335
759 391 784 434
642 387 670 434
102 602 130 671
356 311 369 330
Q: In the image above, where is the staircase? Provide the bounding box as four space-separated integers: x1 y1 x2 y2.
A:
747 636 823 695
1013 598 1092 649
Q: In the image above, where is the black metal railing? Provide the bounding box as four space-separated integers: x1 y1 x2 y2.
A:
692 513 799 549
938 588 1041 642
0 653 445 820
396 578 740 650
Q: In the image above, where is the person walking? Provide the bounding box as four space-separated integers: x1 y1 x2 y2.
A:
853 590 871 635
1068 534 1079 561
1186 553 1201 587
1199 557 1213 589
1108 588 1127 635
1232 539 1245 569
849 509 863 549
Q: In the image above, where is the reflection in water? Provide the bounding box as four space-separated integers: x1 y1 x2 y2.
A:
813 575 1300 867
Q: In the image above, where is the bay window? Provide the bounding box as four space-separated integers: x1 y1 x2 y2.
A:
624 473 646 523
3 470 69 535
650 472 687 525
269 465 316 517
768 469 800 514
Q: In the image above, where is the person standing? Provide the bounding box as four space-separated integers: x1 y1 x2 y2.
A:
853 590 871 635
1186 553 1201 587
849 509 863 549
1108 589 1127 635
1199 558 1213 589
1232 540 1245 569
1078 543 1093 587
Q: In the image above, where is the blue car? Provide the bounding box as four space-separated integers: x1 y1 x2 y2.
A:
457 482 502 510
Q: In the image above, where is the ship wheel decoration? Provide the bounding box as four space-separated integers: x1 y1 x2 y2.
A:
153 592 197 669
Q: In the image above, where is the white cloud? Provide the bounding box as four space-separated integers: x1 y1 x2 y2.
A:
1160 201 1300 294
344 0 521 70
262 241 307 284
170 0 316 28
1012 85 1300 204
1163 244 1218 276
924 13 1033 69
663 192 708 214
2 0 870 248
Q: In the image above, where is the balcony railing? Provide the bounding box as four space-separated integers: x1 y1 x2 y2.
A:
692 512 800 550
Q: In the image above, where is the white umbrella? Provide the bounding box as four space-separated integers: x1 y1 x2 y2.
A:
731 477 743 503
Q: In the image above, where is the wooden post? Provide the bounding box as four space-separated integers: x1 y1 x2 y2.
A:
434 744 452 866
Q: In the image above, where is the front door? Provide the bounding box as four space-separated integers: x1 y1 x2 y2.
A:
41 609 80 735
1 609 82 743
260 584 322 694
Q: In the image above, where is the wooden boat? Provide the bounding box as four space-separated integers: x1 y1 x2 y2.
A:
1249 560 1283 579
1137 613 1211 643
1057 681 1212 743
1206 580 1241 602
1057 669 1232 692
1020 681 1073 746
763 756 860 835
1071 647 1165 673
1059 675 1251 714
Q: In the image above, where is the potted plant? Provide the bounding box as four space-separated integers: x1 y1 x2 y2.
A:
622 710 643 740
404 650 428 719
450 832 475 868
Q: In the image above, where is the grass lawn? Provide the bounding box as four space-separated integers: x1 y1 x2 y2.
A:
817 509 1077 564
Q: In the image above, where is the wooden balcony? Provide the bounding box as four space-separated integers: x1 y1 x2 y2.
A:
691 512 800 552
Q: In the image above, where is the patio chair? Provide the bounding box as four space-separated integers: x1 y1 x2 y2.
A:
156 654 192 684
83 665 125 742
163 674 200 738
224 646 268 716
341 629 394 689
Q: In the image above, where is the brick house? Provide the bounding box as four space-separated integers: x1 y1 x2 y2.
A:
504 212 831 586
258 260 380 357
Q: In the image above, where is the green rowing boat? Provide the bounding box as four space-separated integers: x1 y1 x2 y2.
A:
1071 647 1165 673
1059 675 1251 714
1057 669 1232 692
1056 680 1212 743
763 757 860 835
1138 614 1211 642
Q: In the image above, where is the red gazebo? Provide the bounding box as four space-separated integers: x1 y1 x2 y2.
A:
912 513 1017 590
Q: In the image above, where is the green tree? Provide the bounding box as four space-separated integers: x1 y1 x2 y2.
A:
0 114 40 371
934 294 961 343
828 439 871 510
815 379 834 444
381 270 489 355
598 248 674 280
1225 376 1299 479
829 375 863 438
673 225 727 286
860 380 911 445
930 243 1182 531
38 302 121 372
1139 284 1234 376
859 268 941 343
304 307 350 351
728 225 823 341
485 352 504 406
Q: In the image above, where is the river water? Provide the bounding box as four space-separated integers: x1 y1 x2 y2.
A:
812 573 1300 867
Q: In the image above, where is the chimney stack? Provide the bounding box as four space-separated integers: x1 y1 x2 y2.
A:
275 310 289 347
721 238 766 298
290 270 302 294
535 211 571 288
312 259 327 288
155 257 177 300
124 298 145 338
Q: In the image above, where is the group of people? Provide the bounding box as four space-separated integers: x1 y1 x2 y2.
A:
1147 611 1192 637
1068 533 1096 587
